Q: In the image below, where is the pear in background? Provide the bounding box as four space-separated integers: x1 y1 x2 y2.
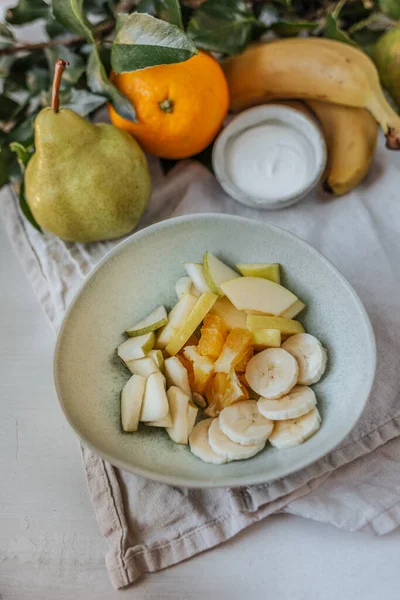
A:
25 60 151 243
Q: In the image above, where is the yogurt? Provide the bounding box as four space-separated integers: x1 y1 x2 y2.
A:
212 105 327 210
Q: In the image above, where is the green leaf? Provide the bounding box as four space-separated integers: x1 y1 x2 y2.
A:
0 22 15 47
51 0 94 43
156 0 183 28
8 141 42 232
187 0 260 56
85 0 116 15
6 0 49 25
40 86 106 116
136 0 183 26
44 46 86 86
9 141 32 167
26 67 50 95
8 114 36 146
0 144 12 188
271 20 318 36
19 181 42 232
111 13 197 72
45 15 71 39
324 14 358 47
136 0 157 14
0 56 15 94
0 95 21 120
87 46 137 121
378 0 400 20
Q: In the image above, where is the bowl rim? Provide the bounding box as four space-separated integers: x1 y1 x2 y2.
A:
212 105 327 210
54 213 376 488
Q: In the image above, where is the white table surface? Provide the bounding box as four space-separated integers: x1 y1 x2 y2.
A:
1 8 400 599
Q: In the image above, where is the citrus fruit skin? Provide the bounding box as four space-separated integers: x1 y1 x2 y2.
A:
108 51 230 159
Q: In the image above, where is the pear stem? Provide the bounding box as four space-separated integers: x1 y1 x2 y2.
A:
51 59 69 113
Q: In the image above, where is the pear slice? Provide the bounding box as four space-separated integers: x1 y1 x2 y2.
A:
280 299 306 319
187 401 198 436
164 356 191 397
156 294 198 349
203 252 240 296
165 292 218 356
147 349 165 372
147 412 173 428
125 305 167 337
236 263 280 284
125 356 159 377
184 263 210 293
118 332 155 362
121 374 146 432
166 386 190 444
252 328 281 350
209 296 247 330
221 277 298 315
139 371 169 422
247 315 305 336
175 276 200 299
175 276 193 299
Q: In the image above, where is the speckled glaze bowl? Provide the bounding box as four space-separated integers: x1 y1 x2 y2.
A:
54 214 376 488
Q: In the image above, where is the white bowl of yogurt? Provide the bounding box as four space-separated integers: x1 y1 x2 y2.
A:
212 104 327 210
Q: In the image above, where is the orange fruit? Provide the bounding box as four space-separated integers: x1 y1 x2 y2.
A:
198 314 228 359
214 328 253 373
205 369 249 416
183 345 214 394
235 345 254 372
108 51 229 159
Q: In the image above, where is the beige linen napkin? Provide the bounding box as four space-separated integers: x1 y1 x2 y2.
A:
2 134 400 589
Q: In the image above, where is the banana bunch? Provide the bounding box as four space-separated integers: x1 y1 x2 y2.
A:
222 38 400 195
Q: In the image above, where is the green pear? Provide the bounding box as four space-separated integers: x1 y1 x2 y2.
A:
25 59 151 243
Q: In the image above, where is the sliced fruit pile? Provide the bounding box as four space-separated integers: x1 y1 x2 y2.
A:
116 252 328 464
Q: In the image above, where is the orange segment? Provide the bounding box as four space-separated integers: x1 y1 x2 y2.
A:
183 345 214 394
235 345 254 372
198 314 228 359
214 328 253 373
204 369 249 416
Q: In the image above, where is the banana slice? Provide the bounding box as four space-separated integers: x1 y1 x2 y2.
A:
219 400 273 445
282 333 327 385
208 418 265 461
269 407 321 449
258 386 317 420
245 348 298 400
189 418 227 464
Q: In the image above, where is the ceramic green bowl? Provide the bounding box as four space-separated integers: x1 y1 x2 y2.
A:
54 214 376 488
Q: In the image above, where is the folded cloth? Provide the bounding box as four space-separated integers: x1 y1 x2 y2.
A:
2 134 400 590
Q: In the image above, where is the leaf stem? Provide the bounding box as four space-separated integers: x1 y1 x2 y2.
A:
0 20 114 56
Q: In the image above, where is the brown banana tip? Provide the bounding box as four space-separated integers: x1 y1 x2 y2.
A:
51 59 69 113
386 127 400 150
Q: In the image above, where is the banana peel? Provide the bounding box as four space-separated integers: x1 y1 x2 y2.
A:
305 100 378 196
222 38 400 149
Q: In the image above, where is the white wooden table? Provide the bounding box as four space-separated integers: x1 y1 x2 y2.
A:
1 6 400 597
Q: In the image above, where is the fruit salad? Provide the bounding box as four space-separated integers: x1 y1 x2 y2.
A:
116 253 327 464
